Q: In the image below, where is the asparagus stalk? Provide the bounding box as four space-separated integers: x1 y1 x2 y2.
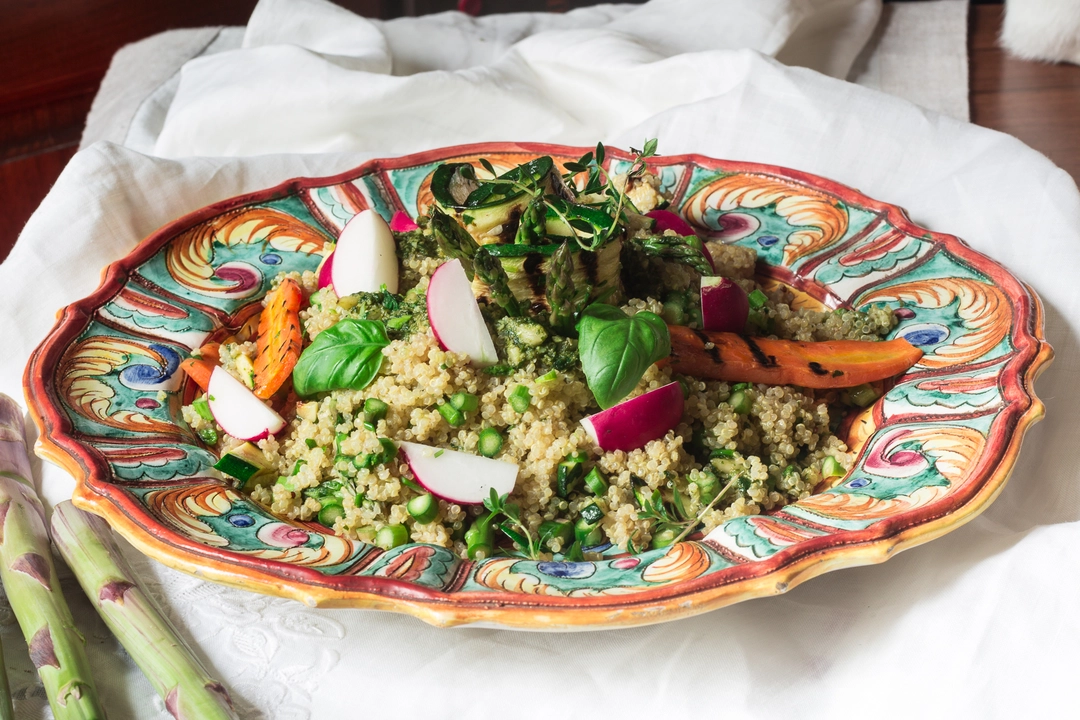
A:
50 502 238 720
474 247 521 316
429 207 479 279
0 394 104 719
547 240 589 334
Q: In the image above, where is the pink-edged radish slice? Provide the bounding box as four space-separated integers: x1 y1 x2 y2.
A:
207 366 285 442
646 209 696 237
427 259 499 367
581 382 684 453
316 252 334 290
647 209 715 272
389 211 419 233
331 209 399 296
399 441 517 504
700 276 749 333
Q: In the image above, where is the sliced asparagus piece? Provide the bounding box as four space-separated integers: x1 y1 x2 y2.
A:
0 394 103 719
51 502 238 720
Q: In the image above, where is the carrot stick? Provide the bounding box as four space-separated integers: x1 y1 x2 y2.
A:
253 279 303 400
179 358 215 391
664 326 923 388
194 342 220 365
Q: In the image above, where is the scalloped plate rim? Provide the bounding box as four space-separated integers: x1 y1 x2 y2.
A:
24 141 1054 630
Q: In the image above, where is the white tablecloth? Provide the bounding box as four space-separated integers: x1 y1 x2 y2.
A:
5 0 1078 717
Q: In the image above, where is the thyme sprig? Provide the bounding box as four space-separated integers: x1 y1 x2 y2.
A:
561 139 659 243
483 488 542 559
629 472 740 550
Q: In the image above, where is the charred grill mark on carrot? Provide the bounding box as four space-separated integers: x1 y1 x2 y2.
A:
691 329 723 365
743 336 777 369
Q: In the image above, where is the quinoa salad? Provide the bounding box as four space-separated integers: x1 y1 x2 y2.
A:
181 142 921 561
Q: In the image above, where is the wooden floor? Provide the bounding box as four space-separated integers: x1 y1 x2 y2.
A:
0 2 1077 262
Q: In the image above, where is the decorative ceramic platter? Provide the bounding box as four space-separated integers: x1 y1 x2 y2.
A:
25 143 1051 629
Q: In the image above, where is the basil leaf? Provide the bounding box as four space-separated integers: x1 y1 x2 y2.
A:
577 304 670 409
292 319 389 397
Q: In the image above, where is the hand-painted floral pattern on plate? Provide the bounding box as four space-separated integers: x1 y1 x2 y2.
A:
25 143 1052 630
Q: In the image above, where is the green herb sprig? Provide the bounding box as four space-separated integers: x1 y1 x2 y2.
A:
483 488 542 559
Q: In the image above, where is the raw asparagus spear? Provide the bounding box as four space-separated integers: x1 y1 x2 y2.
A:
51 502 238 720
0 394 104 719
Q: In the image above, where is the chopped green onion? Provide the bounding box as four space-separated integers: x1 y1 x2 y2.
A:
692 472 720 504
822 456 845 478
508 385 531 413
197 427 218 445
375 524 409 550
449 392 479 413
465 515 495 559
407 493 439 524
748 288 769 309
387 315 412 330
729 389 752 415
557 451 587 498
191 396 214 422
290 459 306 476
579 503 604 525
438 402 465 426
574 515 604 548
363 397 389 425
651 524 678 549
477 428 504 458
378 438 397 462
317 504 345 527
536 369 558 384
710 448 735 459
732 382 752 391
849 383 880 408
539 520 573 549
583 467 608 496
304 438 317 449
748 309 770 332
434 449 444 458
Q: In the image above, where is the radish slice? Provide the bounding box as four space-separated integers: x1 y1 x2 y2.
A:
317 252 334 290
399 441 517 505
646 209 696 237
581 382 684 453
207 366 285 442
427 259 499 366
389 211 419 233
701 276 749 333
331 209 399 296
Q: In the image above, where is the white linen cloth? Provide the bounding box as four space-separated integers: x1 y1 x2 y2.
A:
4 0 1079 717
151 0 883 158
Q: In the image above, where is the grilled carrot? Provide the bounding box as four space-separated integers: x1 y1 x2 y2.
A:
179 358 215 391
253 278 304 399
194 342 221 365
664 326 923 388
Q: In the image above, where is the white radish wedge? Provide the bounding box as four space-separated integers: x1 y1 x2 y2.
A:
399 441 517 505
331 209 399 296
700 276 749 333
427 259 499 367
581 382 684 453
207 366 285 442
